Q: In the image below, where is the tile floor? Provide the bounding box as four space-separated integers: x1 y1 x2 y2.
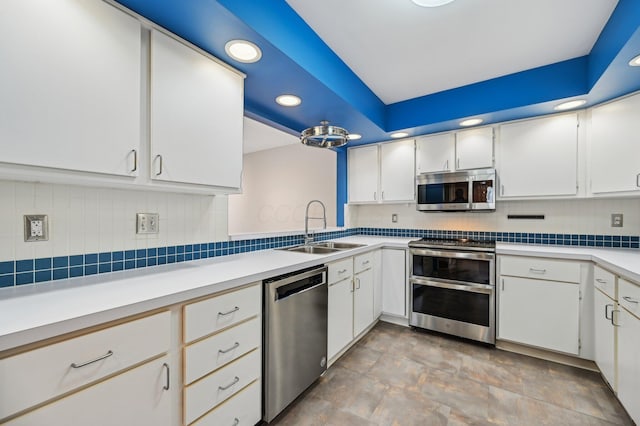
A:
272 322 633 426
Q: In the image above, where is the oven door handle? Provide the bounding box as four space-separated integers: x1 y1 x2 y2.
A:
409 248 495 261
411 278 494 294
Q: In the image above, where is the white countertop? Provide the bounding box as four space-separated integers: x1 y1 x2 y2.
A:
1 237 638 352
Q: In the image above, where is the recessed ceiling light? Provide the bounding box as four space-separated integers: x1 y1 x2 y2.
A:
224 40 262 63
460 118 483 127
275 94 302 107
348 133 362 140
629 54 640 67
554 99 587 111
390 132 409 139
411 0 455 7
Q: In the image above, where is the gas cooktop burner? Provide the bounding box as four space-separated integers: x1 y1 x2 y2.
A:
409 237 496 252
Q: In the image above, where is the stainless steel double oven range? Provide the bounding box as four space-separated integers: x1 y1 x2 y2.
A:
409 238 496 344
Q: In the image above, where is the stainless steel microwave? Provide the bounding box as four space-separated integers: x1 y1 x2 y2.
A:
416 168 496 212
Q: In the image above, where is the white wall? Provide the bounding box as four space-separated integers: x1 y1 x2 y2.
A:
228 144 337 235
0 180 228 261
347 198 640 235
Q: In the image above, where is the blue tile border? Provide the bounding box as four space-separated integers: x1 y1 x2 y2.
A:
0 228 638 288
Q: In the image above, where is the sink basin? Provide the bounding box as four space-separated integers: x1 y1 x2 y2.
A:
285 245 341 254
313 241 366 250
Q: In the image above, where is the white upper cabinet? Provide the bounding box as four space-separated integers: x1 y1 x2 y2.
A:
348 145 379 202
416 133 455 173
455 127 494 170
150 30 244 189
497 113 579 198
416 128 493 174
348 140 415 203
380 139 415 202
590 92 640 195
0 0 141 177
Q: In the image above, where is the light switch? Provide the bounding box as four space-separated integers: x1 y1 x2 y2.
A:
611 213 623 227
137 213 159 234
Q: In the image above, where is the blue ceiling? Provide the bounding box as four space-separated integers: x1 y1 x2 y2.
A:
116 0 640 148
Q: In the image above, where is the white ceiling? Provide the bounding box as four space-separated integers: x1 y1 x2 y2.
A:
285 0 618 104
243 117 298 154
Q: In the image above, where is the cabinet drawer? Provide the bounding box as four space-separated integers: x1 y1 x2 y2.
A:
191 379 261 426
0 311 170 420
619 278 640 317
184 284 260 343
184 349 261 425
354 252 374 274
594 266 617 299
184 317 260 385
328 258 353 284
500 256 581 283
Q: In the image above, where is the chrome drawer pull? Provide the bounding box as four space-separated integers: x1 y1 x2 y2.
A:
130 149 138 172
338 269 347 274
163 363 170 390
70 350 113 369
605 303 613 320
219 342 240 354
362 260 370 265
595 278 607 284
623 296 639 304
611 310 621 327
218 306 239 316
232 418 239 426
219 376 240 391
529 268 546 274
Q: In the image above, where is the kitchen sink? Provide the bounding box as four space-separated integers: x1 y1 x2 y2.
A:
312 241 366 250
279 241 366 255
284 245 342 254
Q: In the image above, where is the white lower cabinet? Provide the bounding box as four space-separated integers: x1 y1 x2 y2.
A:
192 380 261 426
381 248 407 318
6 356 172 426
498 256 581 355
617 278 640 424
353 267 374 336
593 266 618 391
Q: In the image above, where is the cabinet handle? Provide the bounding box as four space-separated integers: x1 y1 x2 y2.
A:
457 158 460 169
605 303 613 320
155 154 163 176
218 342 240 354
162 363 170 390
350 279 355 293
623 296 639 304
611 310 620 327
381 191 385 200
218 306 239 316
445 160 448 170
529 268 546 274
595 278 607 284
130 149 138 173
362 260 370 265
338 269 347 274
501 278 505 291
636 173 640 188
356 277 361 290
373 191 377 201
219 376 240 391
70 350 113 369
232 419 239 426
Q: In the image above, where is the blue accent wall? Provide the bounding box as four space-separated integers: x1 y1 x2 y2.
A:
335 148 348 227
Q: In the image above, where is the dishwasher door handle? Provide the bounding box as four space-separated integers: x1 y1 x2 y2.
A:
275 280 326 301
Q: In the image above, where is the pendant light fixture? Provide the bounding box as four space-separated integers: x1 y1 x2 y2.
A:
300 120 349 148
411 0 455 7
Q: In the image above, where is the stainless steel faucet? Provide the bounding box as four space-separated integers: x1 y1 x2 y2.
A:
304 200 326 245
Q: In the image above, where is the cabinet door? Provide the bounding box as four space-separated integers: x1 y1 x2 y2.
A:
353 268 375 337
455 127 494 170
617 307 640 424
498 113 578 197
593 288 617 391
380 140 415 202
7 357 172 426
381 249 406 317
0 0 141 177
348 145 379 202
328 277 355 360
150 30 243 188
416 133 455 173
372 250 383 319
498 276 579 354
591 93 640 194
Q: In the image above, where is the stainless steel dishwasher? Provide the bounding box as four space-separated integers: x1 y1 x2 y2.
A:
263 264 328 423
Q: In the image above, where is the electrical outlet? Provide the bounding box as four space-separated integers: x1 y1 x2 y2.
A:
391 213 398 223
137 213 159 234
24 214 49 242
611 213 623 227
